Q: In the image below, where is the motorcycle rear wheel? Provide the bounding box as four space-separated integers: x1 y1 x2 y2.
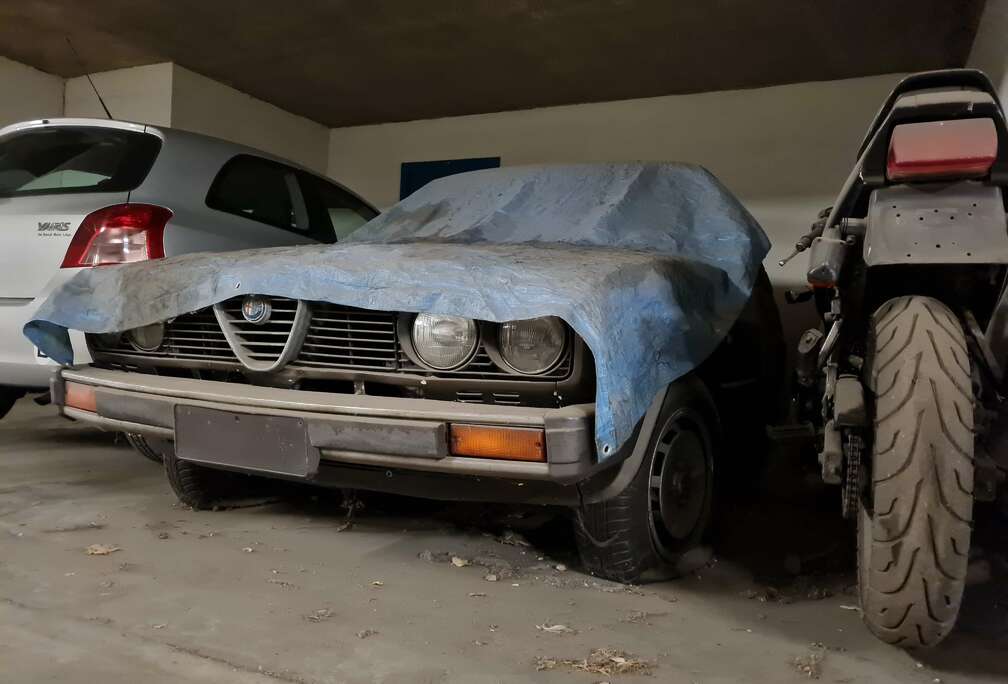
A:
860 295 974 648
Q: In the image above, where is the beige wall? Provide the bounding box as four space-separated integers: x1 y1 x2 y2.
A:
64 63 173 126
328 74 902 207
170 65 329 173
327 73 904 302
0 56 63 127
968 0 1008 98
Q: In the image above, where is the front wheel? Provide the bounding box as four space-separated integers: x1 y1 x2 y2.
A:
164 446 255 510
125 433 167 463
575 376 718 583
861 296 974 648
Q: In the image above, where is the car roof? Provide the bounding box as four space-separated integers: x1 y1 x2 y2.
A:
0 117 317 177
0 117 375 211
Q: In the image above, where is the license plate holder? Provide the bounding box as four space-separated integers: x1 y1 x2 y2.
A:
174 406 319 478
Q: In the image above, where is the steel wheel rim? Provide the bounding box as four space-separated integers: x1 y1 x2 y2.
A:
647 408 711 560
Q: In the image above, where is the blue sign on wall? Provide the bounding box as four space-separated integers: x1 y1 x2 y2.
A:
400 156 501 200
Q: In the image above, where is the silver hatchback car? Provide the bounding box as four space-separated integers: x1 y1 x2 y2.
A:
0 118 378 421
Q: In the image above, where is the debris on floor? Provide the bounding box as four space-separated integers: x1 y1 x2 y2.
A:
535 648 654 676
85 543 120 555
418 549 451 563
451 556 471 567
535 623 577 635
304 608 334 623
356 629 378 639
791 644 826 679
499 530 532 547
619 610 668 625
266 578 297 589
43 521 104 533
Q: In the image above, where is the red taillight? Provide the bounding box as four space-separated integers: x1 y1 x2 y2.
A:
60 204 172 268
887 118 998 182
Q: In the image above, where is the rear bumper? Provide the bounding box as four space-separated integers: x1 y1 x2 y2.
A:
54 367 601 488
0 269 91 390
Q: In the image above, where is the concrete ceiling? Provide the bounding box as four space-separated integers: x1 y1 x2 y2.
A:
0 0 987 128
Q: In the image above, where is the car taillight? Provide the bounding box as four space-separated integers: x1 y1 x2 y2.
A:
60 204 172 268
887 118 998 182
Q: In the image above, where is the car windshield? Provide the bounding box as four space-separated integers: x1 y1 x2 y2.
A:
0 126 161 198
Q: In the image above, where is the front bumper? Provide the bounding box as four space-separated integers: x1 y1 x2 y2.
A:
54 368 599 486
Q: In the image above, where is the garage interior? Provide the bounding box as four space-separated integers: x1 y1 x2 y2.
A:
2 1 1007 682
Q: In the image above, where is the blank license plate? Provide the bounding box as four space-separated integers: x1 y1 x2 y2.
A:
174 406 318 478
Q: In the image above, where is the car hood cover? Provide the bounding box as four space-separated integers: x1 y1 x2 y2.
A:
26 162 770 457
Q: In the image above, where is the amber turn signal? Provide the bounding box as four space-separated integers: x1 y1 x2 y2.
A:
449 424 546 462
64 382 97 413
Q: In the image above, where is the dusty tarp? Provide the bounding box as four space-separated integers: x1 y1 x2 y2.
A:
26 162 770 457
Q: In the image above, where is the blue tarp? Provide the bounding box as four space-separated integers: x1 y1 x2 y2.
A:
25 162 770 457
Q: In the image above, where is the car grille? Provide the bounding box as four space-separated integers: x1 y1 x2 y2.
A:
93 309 237 362
292 303 399 371
92 299 571 382
216 296 300 365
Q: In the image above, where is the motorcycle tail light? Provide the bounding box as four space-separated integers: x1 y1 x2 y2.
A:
887 118 997 182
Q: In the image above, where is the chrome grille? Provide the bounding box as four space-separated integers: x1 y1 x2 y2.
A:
292 303 399 370
92 310 236 362
456 391 523 405
94 300 572 383
215 296 303 369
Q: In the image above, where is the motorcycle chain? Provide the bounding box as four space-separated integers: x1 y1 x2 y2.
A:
841 432 863 520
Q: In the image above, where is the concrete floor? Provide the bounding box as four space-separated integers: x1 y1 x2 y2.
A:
1 398 1006 683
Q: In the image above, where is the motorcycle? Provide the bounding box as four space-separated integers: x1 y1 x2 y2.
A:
780 69 1008 648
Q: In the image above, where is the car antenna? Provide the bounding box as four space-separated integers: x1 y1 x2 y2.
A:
65 36 113 119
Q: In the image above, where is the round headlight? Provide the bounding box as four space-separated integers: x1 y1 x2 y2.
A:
498 316 566 374
411 314 478 370
128 323 165 352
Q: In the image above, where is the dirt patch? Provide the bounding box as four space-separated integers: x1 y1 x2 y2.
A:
535 648 654 676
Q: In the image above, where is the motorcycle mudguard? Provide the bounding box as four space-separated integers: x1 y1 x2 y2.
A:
863 181 1008 266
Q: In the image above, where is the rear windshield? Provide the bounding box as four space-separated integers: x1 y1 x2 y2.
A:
0 126 161 198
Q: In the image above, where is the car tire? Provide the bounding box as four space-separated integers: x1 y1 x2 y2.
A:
860 296 974 648
575 376 719 583
164 446 249 510
125 433 166 463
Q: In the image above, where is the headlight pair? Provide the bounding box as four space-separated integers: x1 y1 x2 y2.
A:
410 313 566 375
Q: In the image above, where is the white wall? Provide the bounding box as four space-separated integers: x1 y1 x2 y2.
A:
64 63 173 126
0 57 63 127
170 65 329 173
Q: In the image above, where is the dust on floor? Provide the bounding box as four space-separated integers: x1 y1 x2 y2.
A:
1 399 1005 683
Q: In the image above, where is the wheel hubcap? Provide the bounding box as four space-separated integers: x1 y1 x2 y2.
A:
647 412 710 558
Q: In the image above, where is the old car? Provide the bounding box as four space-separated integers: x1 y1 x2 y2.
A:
29 162 783 581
